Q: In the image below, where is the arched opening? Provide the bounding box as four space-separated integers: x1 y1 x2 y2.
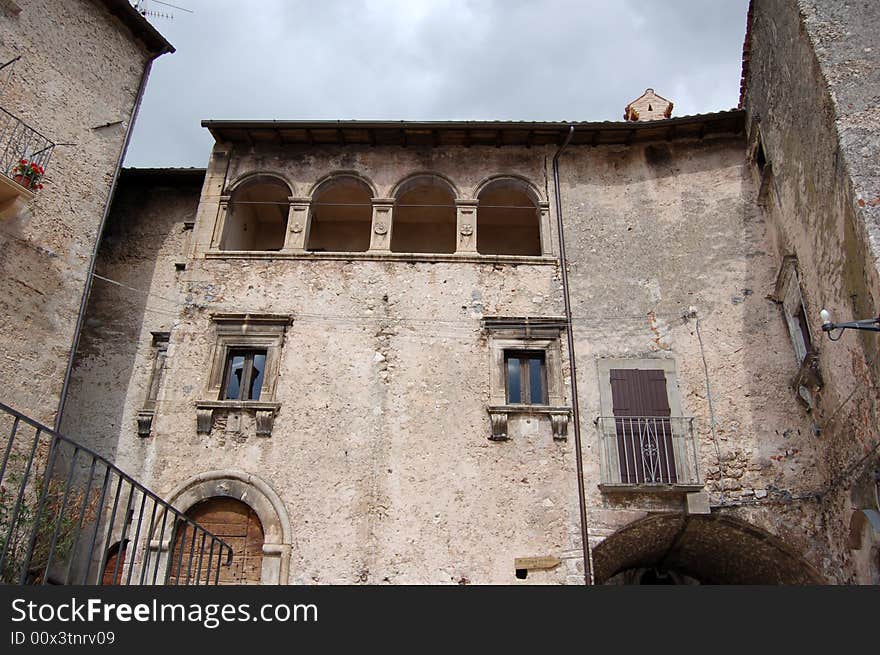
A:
593 513 824 585
390 176 457 254
476 179 541 256
162 470 292 585
168 497 264 585
221 176 289 251
101 540 128 586
307 176 373 252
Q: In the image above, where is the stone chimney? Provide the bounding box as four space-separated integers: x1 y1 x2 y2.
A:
624 88 674 122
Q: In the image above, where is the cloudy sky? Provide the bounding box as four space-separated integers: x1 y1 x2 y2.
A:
126 0 751 168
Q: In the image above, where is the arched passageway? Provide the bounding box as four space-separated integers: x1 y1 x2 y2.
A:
593 513 824 585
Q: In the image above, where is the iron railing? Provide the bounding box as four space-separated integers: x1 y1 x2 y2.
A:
0 106 54 192
0 401 233 585
597 416 701 486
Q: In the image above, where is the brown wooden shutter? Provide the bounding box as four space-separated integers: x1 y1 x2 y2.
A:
610 369 676 483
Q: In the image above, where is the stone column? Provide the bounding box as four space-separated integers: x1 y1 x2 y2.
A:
456 199 479 254
282 197 311 252
194 145 231 256
538 201 553 257
369 198 395 252
208 195 230 250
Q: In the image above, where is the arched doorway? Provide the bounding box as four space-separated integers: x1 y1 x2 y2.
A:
101 540 128 585
162 470 292 585
593 513 825 585
168 497 264 585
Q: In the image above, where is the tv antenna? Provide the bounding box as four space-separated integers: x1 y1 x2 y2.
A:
133 0 194 21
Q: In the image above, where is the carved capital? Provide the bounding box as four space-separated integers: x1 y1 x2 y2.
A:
488 410 509 441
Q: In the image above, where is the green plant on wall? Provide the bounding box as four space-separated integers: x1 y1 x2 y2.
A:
0 446 101 585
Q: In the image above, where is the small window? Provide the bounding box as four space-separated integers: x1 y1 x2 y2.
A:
221 349 267 401
505 350 547 405
756 139 767 174
776 258 814 366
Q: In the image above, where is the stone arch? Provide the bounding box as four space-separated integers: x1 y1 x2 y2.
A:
164 470 292 584
389 171 459 200
592 512 825 585
307 170 377 199
471 173 543 204
227 170 293 196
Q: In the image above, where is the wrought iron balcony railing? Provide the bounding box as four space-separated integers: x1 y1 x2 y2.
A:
0 106 55 193
0 401 233 585
596 416 701 487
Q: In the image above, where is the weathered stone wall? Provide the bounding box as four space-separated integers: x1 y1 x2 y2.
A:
66 145 583 584
0 0 155 426
60 171 202 475
61 127 834 583
744 0 880 583
559 135 830 581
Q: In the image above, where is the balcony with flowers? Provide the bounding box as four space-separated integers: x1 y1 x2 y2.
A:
0 106 55 212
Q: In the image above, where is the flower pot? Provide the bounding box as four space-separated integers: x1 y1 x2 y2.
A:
12 173 32 189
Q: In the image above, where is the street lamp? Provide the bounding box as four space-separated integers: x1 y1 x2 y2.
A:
820 308 880 341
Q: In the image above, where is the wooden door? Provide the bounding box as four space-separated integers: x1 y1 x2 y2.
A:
610 369 676 483
101 541 127 585
168 497 264 585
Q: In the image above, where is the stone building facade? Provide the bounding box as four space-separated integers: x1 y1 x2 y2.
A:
10 0 880 584
0 0 172 427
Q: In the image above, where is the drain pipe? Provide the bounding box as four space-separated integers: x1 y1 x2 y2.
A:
552 126 593 585
54 56 160 432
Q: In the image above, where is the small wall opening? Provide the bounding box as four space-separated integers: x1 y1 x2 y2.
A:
477 180 541 256
221 177 289 251
101 540 128 586
307 176 372 252
390 176 456 254
756 139 767 174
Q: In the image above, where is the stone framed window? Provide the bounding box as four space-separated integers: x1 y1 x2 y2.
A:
773 256 822 408
482 317 570 441
196 313 292 437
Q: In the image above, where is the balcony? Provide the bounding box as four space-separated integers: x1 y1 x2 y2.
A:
596 416 702 491
0 106 55 210
0 401 233 585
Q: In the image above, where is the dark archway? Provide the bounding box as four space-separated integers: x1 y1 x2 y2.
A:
593 513 825 585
